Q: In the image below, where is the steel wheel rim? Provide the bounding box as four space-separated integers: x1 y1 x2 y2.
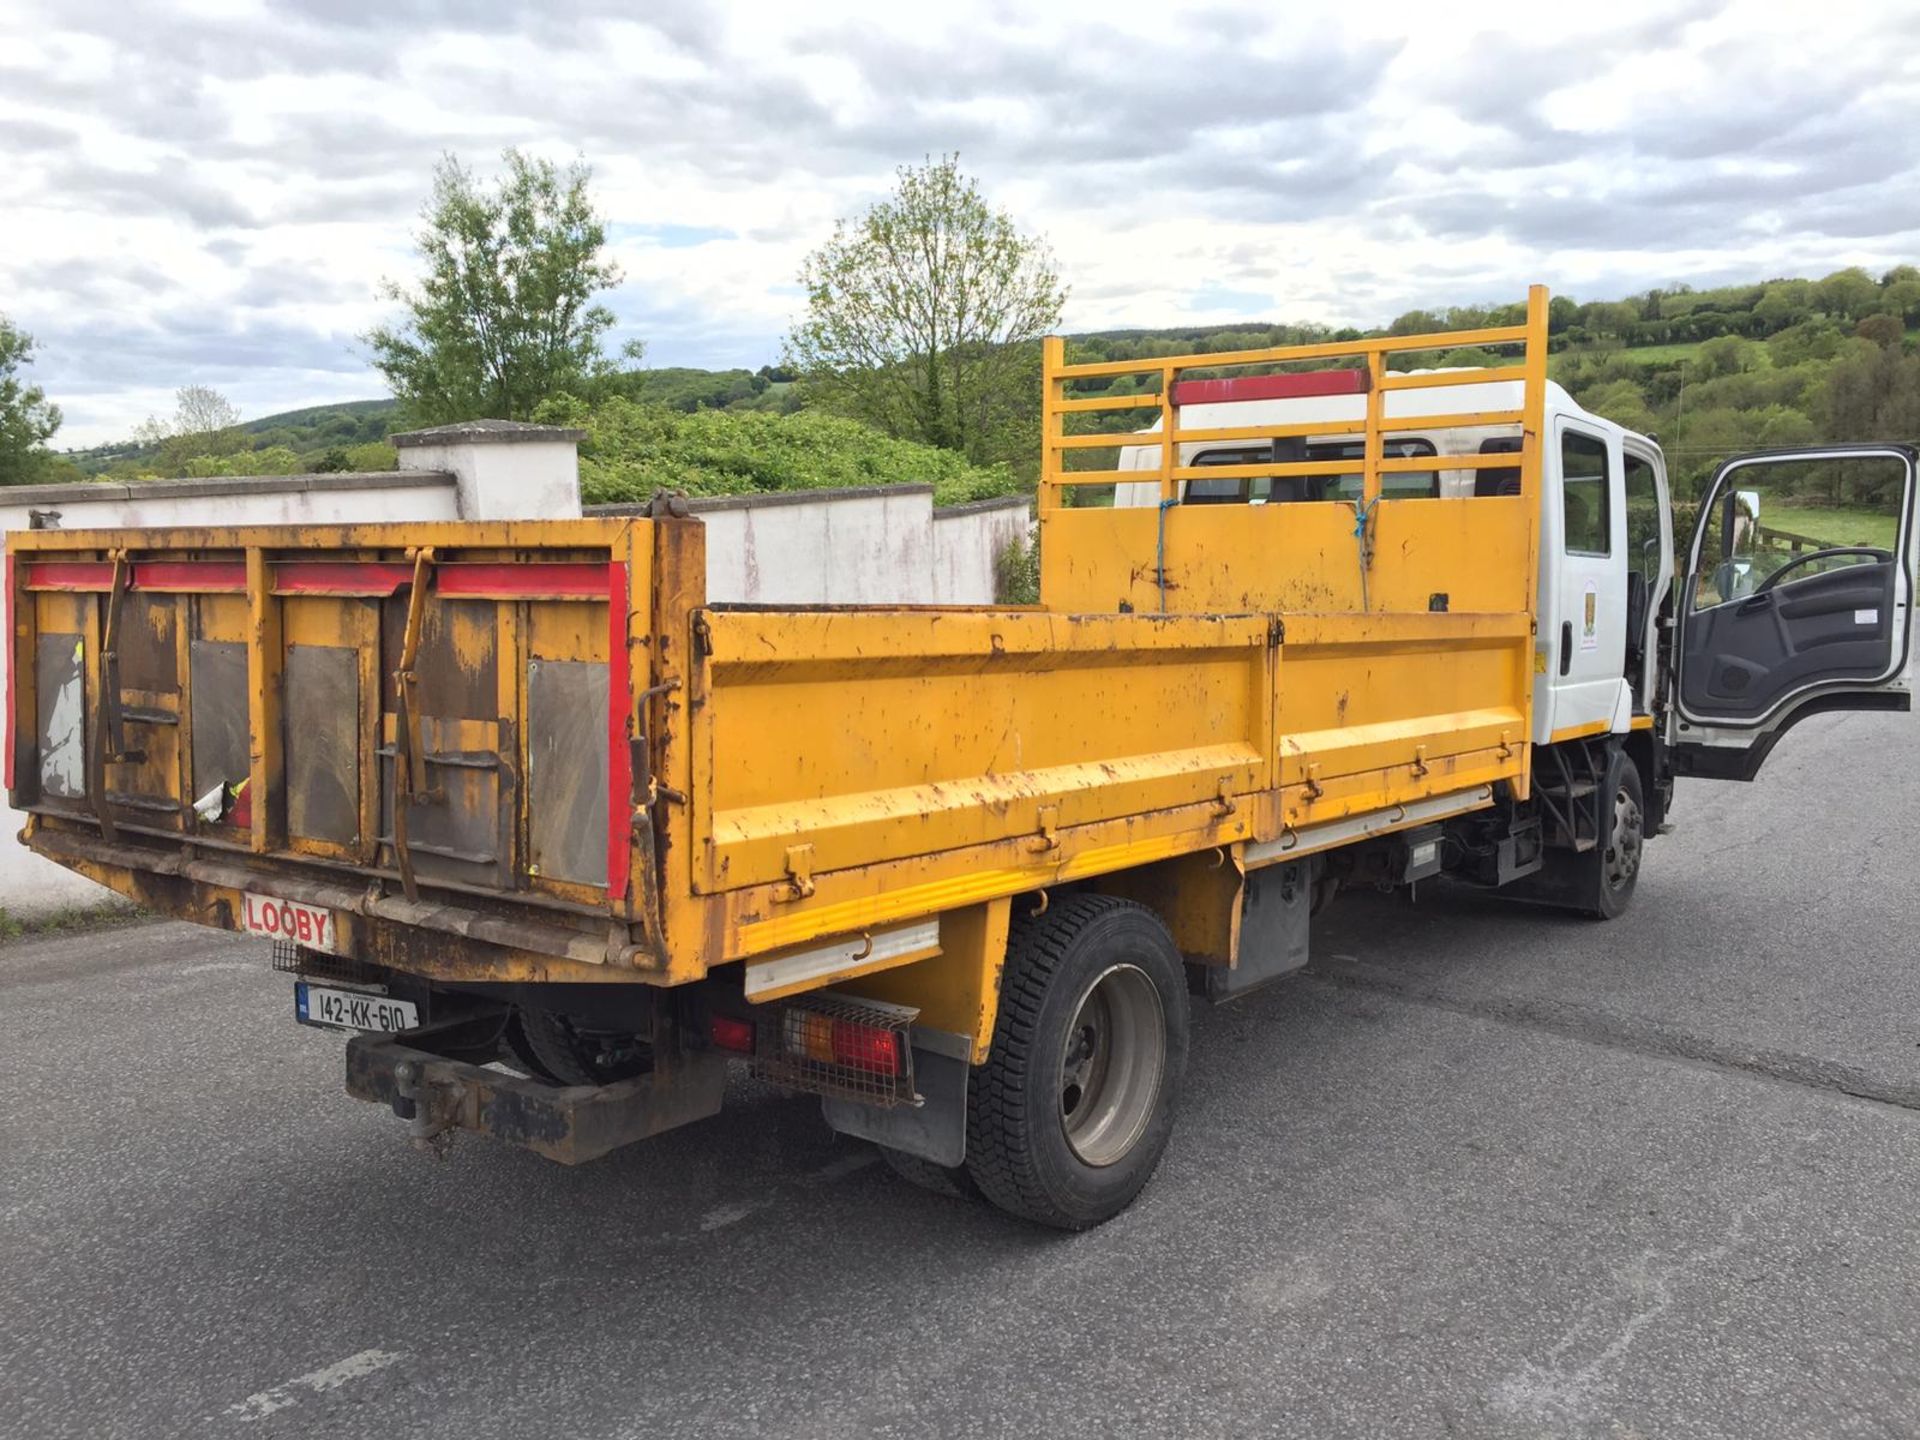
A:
1059 963 1165 1167
1605 784 1643 892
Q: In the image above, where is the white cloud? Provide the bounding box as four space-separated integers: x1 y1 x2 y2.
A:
1 0 1916 445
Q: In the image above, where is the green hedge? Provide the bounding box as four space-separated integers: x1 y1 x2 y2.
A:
574 400 1024 508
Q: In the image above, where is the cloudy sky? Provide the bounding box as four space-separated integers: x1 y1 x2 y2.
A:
3 0 1917 446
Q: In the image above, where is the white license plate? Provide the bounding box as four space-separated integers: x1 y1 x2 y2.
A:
296 982 419 1034
239 891 341 953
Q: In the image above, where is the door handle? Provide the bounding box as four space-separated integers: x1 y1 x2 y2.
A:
1560 622 1572 676
1735 591 1774 616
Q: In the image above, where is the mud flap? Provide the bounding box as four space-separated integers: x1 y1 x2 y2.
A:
821 1035 969 1167
1205 857 1311 1003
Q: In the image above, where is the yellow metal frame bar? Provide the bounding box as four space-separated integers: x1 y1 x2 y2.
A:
1038 291 1548 518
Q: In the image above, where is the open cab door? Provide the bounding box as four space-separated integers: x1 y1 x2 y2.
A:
1671 444 1916 780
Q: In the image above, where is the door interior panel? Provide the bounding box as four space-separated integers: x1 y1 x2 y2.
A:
1681 560 1896 720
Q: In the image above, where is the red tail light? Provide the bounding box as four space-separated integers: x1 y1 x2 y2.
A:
830 1020 901 1075
708 1014 755 1054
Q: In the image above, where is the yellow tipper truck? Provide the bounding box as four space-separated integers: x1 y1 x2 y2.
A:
8 288 1913 1227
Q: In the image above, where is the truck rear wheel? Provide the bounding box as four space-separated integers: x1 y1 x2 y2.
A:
515 1007 651 1086
966 895 1188 1230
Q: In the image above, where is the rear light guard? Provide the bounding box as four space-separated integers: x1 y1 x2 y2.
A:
713 991 920 1108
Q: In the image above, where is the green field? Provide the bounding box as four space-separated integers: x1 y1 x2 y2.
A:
1766 505 1900 551
1618 340 1710 365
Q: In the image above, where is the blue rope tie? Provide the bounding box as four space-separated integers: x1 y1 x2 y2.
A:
1352 495 1378 539
1156 497 1180 612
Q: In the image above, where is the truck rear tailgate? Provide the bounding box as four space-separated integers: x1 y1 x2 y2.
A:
7 520 659 977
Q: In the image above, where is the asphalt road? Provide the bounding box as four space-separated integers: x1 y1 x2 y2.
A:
4 708 1919 1439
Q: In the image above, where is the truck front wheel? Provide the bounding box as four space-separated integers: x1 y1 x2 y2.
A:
966 895 1189 1229
1593 751 1645 920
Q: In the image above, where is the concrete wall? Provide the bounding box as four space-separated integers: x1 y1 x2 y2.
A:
0 471 460 535
587 487 1032 606
931 496 1035 606
391 420 584 521
0 435 1032 916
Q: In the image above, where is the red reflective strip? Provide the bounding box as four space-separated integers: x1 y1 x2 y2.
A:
272 560 611 598
25 561 115 591
606 561 631 902
29 559 252 593
4 552 14 791
1169 369 1368 407
133 560 247 593
437 563 609 599
272 562 415 596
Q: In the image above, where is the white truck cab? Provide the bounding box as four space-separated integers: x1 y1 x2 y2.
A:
1115 370 1916 806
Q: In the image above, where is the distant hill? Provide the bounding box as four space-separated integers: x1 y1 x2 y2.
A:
56 266 1920 497
238 397 398 436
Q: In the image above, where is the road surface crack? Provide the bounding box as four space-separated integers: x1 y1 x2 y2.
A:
1305 960 1920 1117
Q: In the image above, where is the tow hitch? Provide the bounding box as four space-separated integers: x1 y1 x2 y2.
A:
345 1018 727 1164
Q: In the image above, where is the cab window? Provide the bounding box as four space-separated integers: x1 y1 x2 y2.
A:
1561 430 1611 555
1187 438 1438 504
1623 453 1662 586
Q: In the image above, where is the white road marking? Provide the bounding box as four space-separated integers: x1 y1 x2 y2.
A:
698 1199 769 1231
226 1348 404 1422
693 1151 875 1234
178 962 257 975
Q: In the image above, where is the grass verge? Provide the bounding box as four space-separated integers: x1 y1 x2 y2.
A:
0 901 151 944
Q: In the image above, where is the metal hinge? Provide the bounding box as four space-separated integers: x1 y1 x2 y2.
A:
1028 805 1060 853
778 843 815 901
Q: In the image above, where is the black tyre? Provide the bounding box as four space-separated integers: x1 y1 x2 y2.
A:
500 1010 563 1083
966 894 1189 1230
1593 751 1645 920
877 1144 981 1201
515 1006 650 1086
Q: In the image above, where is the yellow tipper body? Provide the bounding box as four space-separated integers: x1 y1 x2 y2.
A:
6 291 1553 1062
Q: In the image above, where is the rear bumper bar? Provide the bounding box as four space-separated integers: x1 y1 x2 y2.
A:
345 1022 727 1164
23 823 666 983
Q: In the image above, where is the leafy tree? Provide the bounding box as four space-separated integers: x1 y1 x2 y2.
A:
1752 279 1814 332
785 155 1067 466
175 384 241 436
1813 267 1879 320
1767 318 1846 367
366 149 637 426
1883 279 1920 327
131 385 248 473
1856 313 1904 347
1825 342 1920 443
1581 378 1656 435
0 315 63 485
1692 335 1763 380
